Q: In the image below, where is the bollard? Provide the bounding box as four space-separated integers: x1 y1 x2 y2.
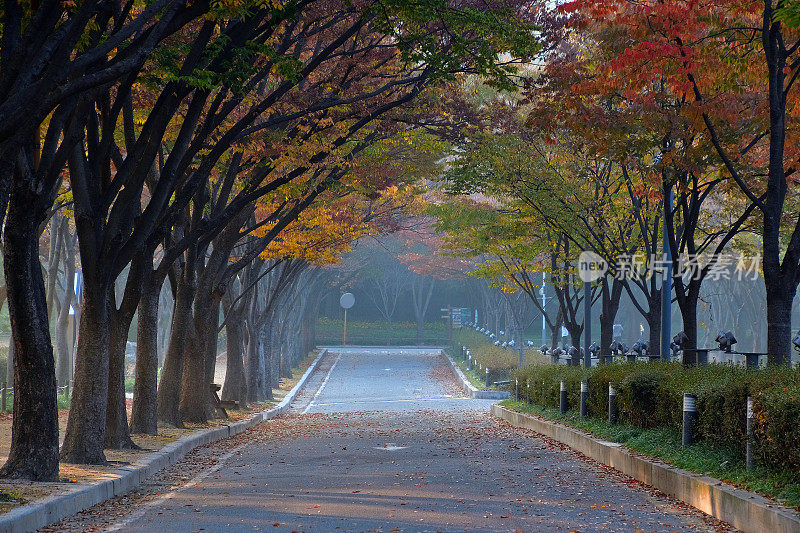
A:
580 380 588 418
559 380 568 413
467 355 472 371
608 384 617 424
66 380 71 401
515 378 518 400
485 367 490 388
1 382 5 413
746 396 754 470
682 393 698 446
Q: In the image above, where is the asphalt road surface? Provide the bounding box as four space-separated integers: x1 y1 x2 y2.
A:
44 348 731 532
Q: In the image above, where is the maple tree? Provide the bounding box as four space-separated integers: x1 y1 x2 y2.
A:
396 219 467 344
551 0 799 363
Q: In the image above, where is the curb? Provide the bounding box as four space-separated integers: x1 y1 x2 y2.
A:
441 350 510 400
492 404 800 533
0 348 328 533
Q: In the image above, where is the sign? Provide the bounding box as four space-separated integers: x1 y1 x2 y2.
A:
339 292 355 309
450 307 470 327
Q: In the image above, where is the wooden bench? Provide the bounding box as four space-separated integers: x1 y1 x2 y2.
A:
210 383 238 418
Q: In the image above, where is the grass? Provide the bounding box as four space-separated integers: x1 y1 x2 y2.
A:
445 328 549 389
452 328 548 372
500 398 800 510
316 318 448 346
453 357 491 389
0 491 24 504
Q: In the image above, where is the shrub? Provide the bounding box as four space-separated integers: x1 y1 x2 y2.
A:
510 361 800 472
752 375 800 471
618 369 666 428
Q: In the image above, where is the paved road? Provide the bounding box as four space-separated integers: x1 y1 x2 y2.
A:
45 348 729 532
292 347 496 414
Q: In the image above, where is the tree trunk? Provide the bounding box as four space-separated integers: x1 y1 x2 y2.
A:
221 315 247 407
549 310 562 350
179 302 217 423
599 279 624 357
245 324 264 404
104 304 137 449
130 279 160 435
679 295 699 366
60 290 110 464
0 194 59 480
55 289 73 386
261 326 275 400
6 341 13 394
765 276 794 365
647 288 661 356
44 214 64 323
157 274 193 428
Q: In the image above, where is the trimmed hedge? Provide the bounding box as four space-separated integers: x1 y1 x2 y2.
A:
511 362 800 471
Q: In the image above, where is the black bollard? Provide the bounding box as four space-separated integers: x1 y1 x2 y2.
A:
580 380 588 418
485 367 490 388
682 393 698 446
559 380 568 414
746 396 754 470
608 384 617 424
515 378 519 400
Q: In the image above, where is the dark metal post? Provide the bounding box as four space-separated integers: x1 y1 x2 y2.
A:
1 382 6 412
682 393 698 446
746 396 754 470
608 384 617 424
515 378 519 400
580 380 588 417
661 187 673 360
584 281 591 368
560 380 568 413
485 367 490 388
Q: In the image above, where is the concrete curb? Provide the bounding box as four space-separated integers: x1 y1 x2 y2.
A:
441 350 510 400
0 348 328 533
492 404 800 533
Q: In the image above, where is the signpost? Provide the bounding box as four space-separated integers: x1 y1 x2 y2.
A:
340 292 355 346
442 307 471 346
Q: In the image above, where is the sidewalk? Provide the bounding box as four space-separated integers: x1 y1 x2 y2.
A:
0 348 323 531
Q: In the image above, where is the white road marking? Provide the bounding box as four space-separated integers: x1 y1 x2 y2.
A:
302 353 342 414
104 440 253 531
